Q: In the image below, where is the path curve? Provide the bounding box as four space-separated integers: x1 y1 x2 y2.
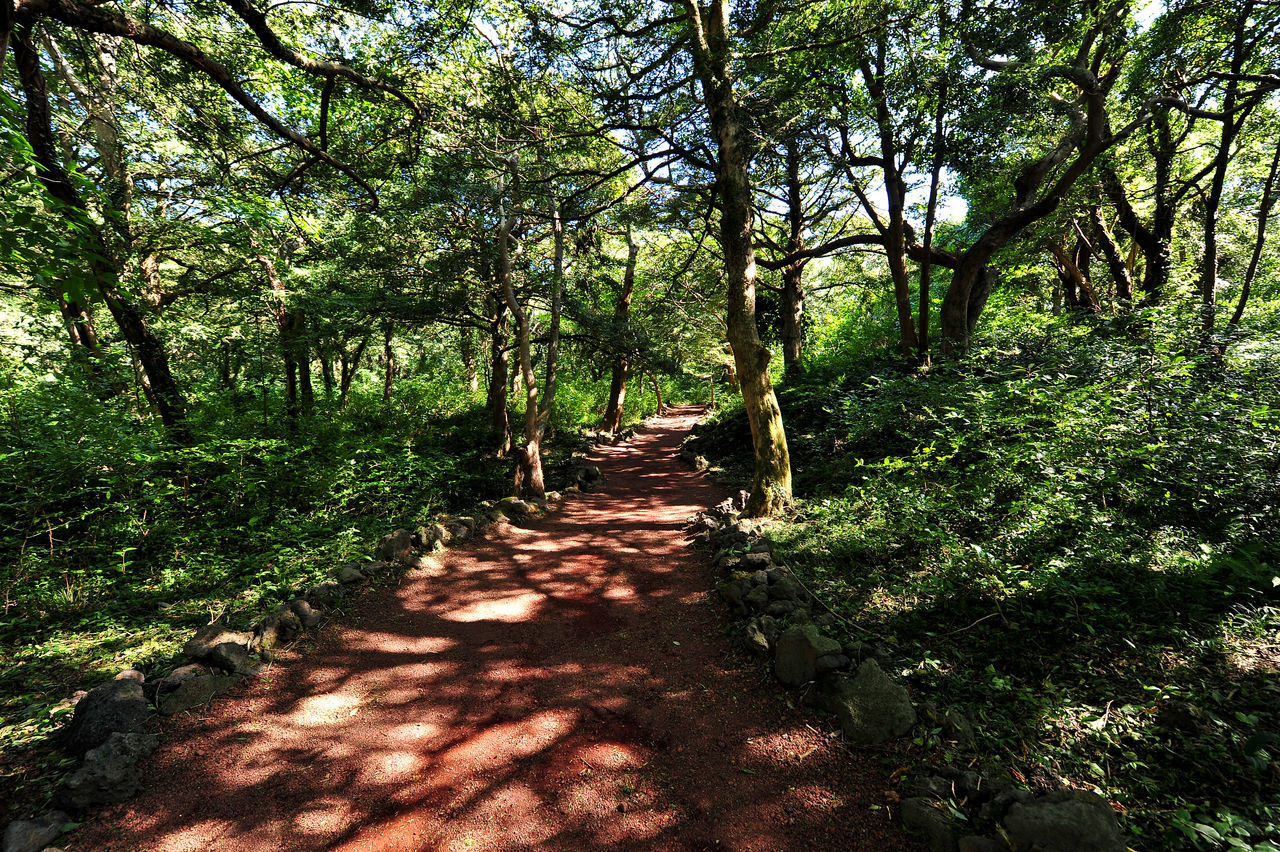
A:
74 407 910 851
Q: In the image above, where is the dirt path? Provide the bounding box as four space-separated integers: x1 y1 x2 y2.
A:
72 407 910 851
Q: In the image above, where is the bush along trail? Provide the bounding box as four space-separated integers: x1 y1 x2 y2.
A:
23 407 905 851
686 498 1127 852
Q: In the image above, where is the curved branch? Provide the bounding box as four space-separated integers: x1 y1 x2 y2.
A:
218 0 421 117
28 0 381 208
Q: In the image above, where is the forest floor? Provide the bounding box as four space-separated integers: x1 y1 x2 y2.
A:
68 406 910 851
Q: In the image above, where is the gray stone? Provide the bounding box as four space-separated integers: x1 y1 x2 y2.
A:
958 837 1006 852
3 812 68 852
750 570 769 586
288 598 322 629
737 552 772 572
908 775 954 800
901 798 958 852
744 584 770 613
207 642 249 672
183 623 253 668
497 497 534 520
773 624 842 687
334 563 366 584
304 581 342 608
768 574 802 601
748 538 774 555
744 623 771 655
58 732 158 811
715 578 753 614
757 615 780 645
1002 790 1126 852
377 528 415 562
814 659 916 744
62 679 150 756
255 609 303 653
113 669 145 683
156 674 237 715
815 653 851 674
766 600 796 617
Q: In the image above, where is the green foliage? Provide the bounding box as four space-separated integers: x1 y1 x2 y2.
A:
692 312 1280 850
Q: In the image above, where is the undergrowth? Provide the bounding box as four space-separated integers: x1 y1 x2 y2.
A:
691 314 1280 850
0 367 654 824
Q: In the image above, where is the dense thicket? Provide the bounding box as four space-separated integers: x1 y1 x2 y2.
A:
3 0 1278 846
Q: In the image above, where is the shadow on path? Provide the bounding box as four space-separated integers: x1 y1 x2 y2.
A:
72 407 910 851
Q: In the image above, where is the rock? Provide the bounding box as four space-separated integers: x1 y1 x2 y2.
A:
183 623 253 667
766 600 796 617
361 560 388 575
210 643 249 671
737 552 772 572
768 574 802 601
449 522 472 542
334 563 366 584
156 674 237 715
815 653 851 674
693 456 709 471
305 581 343 608
901 797 958 852
715 578 753 614
377 529 415 563
288 598 323 629
57 732 158 811
734 489 752 509
980 784 1034 822
113 669 145 683
3 812 68 852
497 497 534 521
749 538 774 555
544 491 561 503
1002 790 1126 852
908 775 954 800
411 554 447 576
773 624 842 687
751 570 769 585
744 584 770 613
813 659 916 744
744 622 771 655
254 609 302 653
62 679 150 756
958 837 1006 852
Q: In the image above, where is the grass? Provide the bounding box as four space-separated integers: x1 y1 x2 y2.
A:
0 362 672 825
689 312 1280 850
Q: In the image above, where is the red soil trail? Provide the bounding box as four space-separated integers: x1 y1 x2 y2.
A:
72 406 911 851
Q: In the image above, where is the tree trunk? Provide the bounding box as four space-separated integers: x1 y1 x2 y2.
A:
461 325 479 393
253 249 300 424
781 137 806 376
648 371 664 415
15 30 187 436
1228 134 1280 330
487 297 511 457
603 230 639 433
382 318 395 401
1091 207 1133 306
1200 4 1252 334
498 159 545 499
320 346 335 398
683 0 791 515
539 198 564 436
296 313 313 414
338 334 368 411
864 44 917 360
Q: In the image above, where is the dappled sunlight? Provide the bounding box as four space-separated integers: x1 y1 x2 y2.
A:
72 409 904 851
442 590 545 622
